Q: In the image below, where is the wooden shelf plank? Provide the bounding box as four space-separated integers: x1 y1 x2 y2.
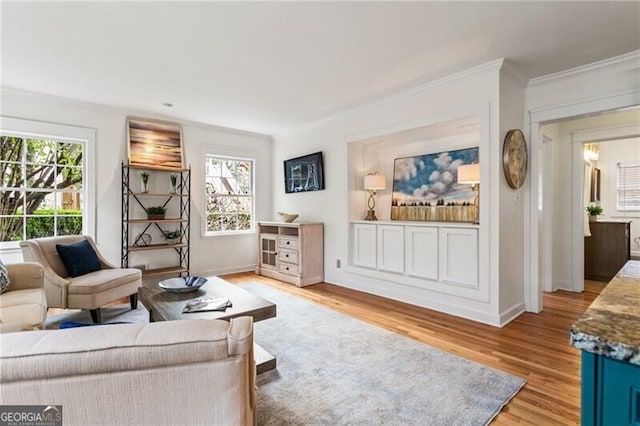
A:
127 218 188 224
126 164 190 173
128 192 188 197
142 266 188 279
128 243 187 252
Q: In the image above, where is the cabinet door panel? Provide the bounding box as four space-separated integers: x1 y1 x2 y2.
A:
353 224 377 269
377 225 404 274
439 228 478 287
405 226 438 280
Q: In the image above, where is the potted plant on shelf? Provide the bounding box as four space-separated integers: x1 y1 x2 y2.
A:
586 203 603 222
139 170 150 193
146 205 167 220
169 173 178 194
163 229 182 245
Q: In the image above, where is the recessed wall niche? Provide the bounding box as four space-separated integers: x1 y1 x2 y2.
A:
347 115 480 222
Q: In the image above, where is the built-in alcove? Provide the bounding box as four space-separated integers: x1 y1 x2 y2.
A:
346 114 487 303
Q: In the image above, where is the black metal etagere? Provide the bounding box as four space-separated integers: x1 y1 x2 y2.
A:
121 162 191 279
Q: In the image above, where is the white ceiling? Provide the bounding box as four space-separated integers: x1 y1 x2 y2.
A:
2 2 639 135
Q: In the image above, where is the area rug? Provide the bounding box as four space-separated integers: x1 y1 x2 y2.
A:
241 283 526 426
45 303 149 329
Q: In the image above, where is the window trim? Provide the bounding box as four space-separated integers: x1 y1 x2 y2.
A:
203 152 256 237
617 161 640 212
0 116 96 249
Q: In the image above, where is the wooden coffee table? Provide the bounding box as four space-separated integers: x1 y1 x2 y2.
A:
138 276 277 373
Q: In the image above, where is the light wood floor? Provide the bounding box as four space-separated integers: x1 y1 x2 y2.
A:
222 272 606 425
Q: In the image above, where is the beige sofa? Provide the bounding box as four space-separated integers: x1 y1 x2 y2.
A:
0 262 47 332
0 317 256 426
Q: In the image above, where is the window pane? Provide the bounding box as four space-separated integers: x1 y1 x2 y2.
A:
235 161 251 194
207 214 223 232
26 139 56 164
26 215 55 239
60 191 83 211
56 166 83 189
58 142 83 167
1 190 22 214
237 213 251 230
1 162 22 188
1 136 23 161
237 196 251 213
0 216 23 241
57 214 83 235
205 158 222 177
26 163 55 188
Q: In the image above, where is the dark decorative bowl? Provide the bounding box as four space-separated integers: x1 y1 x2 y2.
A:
158 277 207 293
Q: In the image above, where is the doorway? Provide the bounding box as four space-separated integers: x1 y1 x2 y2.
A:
536 108 640 307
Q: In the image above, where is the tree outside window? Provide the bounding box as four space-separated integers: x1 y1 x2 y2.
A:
1 136 84 242
205 155 254 233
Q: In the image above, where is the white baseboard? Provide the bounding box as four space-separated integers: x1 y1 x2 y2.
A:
552 279 573 292
325 274 503 327
194 263 257 277
499 303 525 327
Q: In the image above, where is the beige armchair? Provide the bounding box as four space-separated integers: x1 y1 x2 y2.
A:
20 235 141 323
0 262 47 332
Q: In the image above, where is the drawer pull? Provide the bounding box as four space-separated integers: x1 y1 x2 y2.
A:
286 267 289 270
286 241 290 245
285 254 289 258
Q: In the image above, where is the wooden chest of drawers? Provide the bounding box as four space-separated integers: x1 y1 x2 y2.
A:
257 222 324 287
584 221 631 282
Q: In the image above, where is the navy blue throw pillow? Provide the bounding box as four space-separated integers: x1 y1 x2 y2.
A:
56 240 102 278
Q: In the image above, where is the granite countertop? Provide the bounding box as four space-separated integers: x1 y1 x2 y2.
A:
570 260 640 365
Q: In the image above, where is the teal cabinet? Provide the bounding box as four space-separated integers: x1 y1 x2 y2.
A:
582 352 640 425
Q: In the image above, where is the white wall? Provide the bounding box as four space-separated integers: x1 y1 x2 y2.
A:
597 137 640 256
273 60 525 326
498 67 526 319
1 88 273 275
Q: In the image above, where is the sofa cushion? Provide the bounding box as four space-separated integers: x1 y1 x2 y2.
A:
0 258 10 294
68 268 141 294
56 240 101 277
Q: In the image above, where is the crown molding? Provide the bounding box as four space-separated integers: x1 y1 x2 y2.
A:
283 58 505 137
500 60 528 88
527 50 640 87
0 86 272 140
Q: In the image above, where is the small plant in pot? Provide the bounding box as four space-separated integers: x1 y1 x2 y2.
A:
586 204 603 222
163 229 182 245
146 205 167 220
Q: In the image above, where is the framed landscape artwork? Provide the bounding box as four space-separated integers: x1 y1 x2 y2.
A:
127 117 184 170
391 147 479 223
283 151 325 193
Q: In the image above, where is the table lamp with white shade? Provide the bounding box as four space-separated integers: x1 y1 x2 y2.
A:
364 172 386 221
457 163 480 208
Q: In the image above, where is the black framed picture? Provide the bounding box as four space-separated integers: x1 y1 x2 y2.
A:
284 152 325 193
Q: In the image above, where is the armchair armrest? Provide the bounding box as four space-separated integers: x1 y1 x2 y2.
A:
5 263 44 291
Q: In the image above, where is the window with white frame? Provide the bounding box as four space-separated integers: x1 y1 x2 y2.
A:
617 162 640 211
204 155 254 234
1 135 86 242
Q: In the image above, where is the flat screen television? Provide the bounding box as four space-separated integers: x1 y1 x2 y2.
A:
283 151 325 193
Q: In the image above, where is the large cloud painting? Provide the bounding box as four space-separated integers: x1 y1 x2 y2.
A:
392 147 479 207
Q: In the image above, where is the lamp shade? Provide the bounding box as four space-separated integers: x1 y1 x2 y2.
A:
364 174 386 190
457 164 480 184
